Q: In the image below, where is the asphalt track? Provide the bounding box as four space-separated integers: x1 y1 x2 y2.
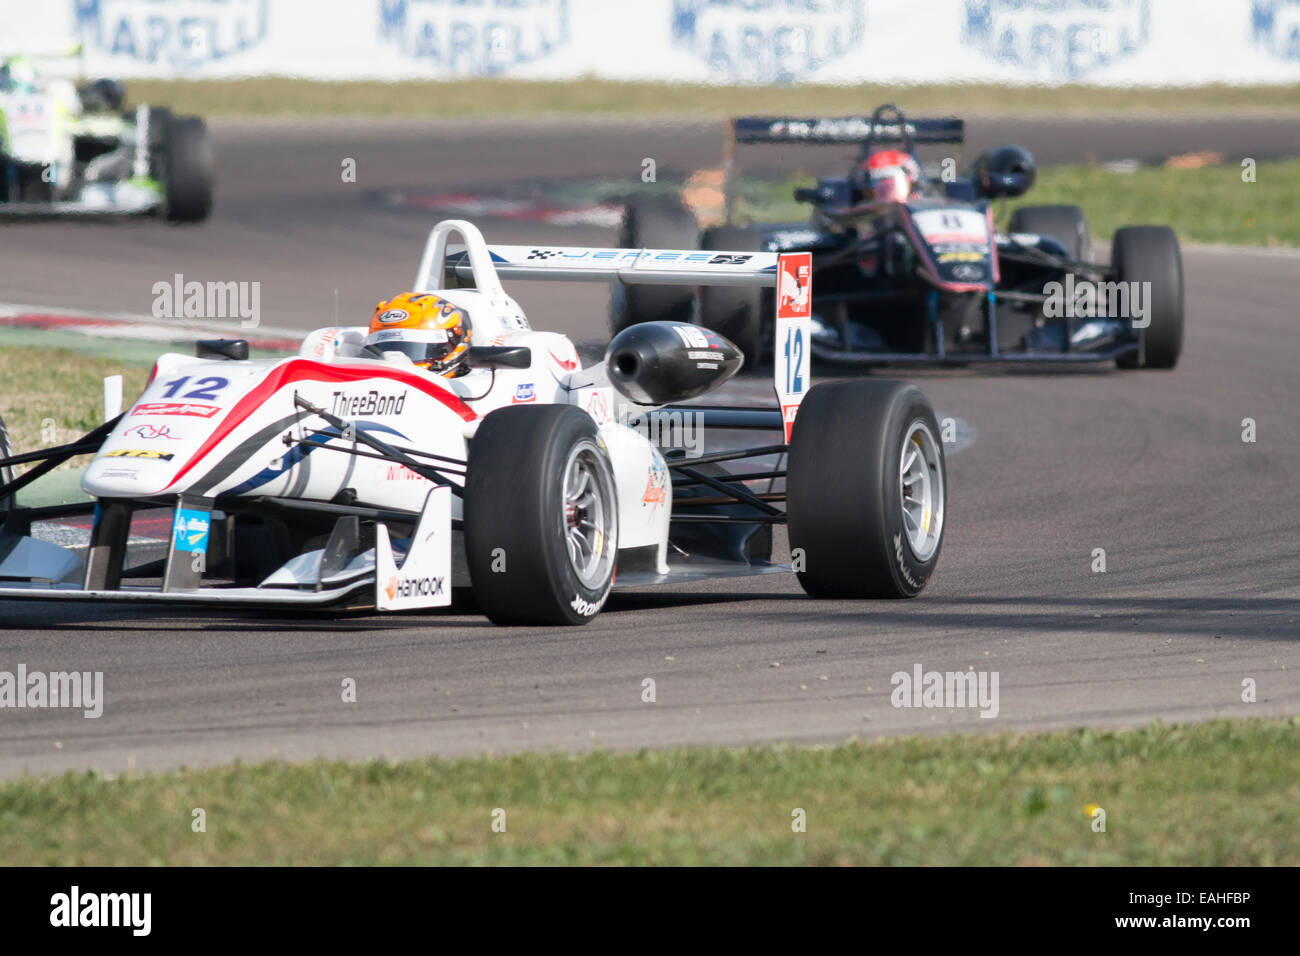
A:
1 115 1298 777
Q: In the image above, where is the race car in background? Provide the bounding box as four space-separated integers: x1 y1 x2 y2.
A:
0 50 212 221
0 220 946 625
614 103 1183 370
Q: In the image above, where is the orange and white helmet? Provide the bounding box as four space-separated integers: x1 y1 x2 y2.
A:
364 292 472 376
861 149 922 202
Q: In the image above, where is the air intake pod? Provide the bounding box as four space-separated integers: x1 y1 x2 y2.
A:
605 321 743 406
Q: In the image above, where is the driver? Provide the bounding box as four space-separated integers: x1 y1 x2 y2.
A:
858 148 922 203
363 292 472 378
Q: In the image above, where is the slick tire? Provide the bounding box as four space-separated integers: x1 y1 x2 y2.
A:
1111 225 1184 370
786 380 946 598
699 224 770 369
161 114 215 222
610 195 699 334
1008 204 1091 261
465 405 619 625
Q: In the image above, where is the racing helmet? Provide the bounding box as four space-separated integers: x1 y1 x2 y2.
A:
364 292 472 376
860 149 922 202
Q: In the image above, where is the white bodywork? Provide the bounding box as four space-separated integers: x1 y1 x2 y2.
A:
0 220 796 610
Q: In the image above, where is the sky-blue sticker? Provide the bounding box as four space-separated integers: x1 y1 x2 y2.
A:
173 508 210 553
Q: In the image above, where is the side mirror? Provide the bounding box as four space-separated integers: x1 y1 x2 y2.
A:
196 339 249 361
973 145 1036 199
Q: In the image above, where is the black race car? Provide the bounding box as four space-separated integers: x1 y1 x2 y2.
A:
613 104 1183 370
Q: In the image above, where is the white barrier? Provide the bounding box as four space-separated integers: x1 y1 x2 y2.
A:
2 0 1298 86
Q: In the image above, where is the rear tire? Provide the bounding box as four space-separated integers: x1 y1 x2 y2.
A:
698 224 769 368
1008 204 1090 260
465 405 618 625
610 196 699 334
786 381 945 598
1112 225 1183 369
160 114 214 222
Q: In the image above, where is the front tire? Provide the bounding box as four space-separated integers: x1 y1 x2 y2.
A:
1112 225 1184 369
465 405 619 625
1008 204 1090 260
786 381 946 598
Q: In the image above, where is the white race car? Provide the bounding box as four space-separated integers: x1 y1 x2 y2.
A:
0 50 212 220
0 220 947 625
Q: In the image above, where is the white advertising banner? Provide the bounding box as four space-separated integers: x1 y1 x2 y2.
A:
0 0 1297 86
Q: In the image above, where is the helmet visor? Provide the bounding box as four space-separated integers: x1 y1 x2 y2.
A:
365 328 458 369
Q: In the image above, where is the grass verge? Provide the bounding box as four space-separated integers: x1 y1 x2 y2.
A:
2 719 1296 865
128 77 1300 119
742 158 1300 246
0 342 150 475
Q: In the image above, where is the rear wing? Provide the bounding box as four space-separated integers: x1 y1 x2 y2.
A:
721 106 963 221
443 245 779 288
417 219 779 295
731 116 965 146
416 219 810 441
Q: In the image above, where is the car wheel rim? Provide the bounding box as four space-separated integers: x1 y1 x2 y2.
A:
562 440 617 590
898 420 944 563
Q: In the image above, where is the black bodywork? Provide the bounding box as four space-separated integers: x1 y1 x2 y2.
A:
730 104 1137 365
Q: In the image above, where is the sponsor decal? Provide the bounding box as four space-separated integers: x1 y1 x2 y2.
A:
76 0 269 68
547 348 578 370
641 457 668 507
384 464 428 482
951 263 986 281
97 468 140 480
377 308 410 323
912 208 989 246
581 388 612 426
775 252 813 443
893 533 923 589
672 0 865 83
569 593 604 617
379 0 570 74
104 449 174 461
937 251 985 263
384 575 446 600
123 423 182 441
329 389 408 417
311 329 339 357
513 382 536 404
172 509 211 551
962 0 1151 80
131 402 220 418
522 248 750 266
778 254 812 319
671 324 710 349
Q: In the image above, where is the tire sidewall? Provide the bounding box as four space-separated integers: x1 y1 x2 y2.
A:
876 402 945 596
541 431 618 623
